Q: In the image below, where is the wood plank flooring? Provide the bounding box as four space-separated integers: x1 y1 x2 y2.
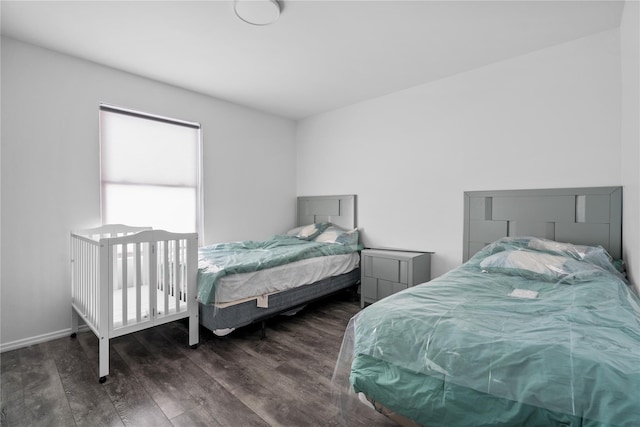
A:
0 290 396 427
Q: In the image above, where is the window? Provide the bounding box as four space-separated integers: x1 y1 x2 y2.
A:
99 105 202 235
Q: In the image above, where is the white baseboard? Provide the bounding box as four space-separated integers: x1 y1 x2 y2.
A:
0 325 90 353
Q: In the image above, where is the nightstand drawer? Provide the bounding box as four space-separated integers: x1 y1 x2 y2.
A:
369 257 404 283
378 280 407 299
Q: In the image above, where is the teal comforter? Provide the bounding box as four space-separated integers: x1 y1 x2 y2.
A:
349 237 640 426
198 235 360 304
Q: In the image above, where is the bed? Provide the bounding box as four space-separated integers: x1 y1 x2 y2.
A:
70 225 199 383
333 187 640 426
198 194 362 337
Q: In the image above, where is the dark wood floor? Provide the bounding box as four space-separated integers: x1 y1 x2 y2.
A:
1 290 396 427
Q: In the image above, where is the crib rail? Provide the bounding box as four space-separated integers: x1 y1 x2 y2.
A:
71 226 151 336
70 226 198 382
70 235 102 336
104 231 197 336
75 224 152 239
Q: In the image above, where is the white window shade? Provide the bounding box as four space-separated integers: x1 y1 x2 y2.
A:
100 105 201 234
103 184 197 233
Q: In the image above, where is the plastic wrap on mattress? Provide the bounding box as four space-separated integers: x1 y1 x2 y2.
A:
332 237 640 427
197 234 361 304
212 252 360 303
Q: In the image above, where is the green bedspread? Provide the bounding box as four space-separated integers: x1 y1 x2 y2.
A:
349 237 640 426
198 235 360 304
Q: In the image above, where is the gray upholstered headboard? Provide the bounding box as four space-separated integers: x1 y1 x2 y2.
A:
297 195 357 230
463 187 622 261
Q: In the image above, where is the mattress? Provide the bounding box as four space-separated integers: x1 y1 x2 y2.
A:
197 234 361 304
214 252 359 304
200 268 361 334
338 237 640 427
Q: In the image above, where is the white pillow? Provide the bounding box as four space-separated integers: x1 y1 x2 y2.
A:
526 237 624 278
297 223 321 239
315 228 342 243
286 226 305 236
479 249 604 283
285 223 330 240
314 226 359 245
480 250 567 276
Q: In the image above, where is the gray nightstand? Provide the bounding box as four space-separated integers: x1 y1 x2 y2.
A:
360 249 431 308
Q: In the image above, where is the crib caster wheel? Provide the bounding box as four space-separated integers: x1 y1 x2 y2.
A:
99 376 107 384
190 344 199 350
70 333 77 339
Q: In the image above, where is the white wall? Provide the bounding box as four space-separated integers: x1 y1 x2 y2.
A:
297 30 623 279
0 38 297 350
621 0 640 294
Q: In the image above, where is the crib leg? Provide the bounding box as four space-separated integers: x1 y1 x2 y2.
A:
260 320 267 339
98 336 109 384
188 308 199 349
70 309 79 338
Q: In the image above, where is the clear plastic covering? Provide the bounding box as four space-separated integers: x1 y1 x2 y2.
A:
332 237 640 426
197 229 362 304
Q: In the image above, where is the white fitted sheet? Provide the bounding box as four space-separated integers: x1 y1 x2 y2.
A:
214 252 360 304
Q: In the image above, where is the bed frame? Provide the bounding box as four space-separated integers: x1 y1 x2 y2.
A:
199 194 359 337
463 186 622 261
70 225 199 383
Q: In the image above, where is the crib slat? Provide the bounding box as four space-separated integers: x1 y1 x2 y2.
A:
79 239 84 313
182 240 187 302
71 238 78 309
149 242 157 321
86 242 92 323
174 239 180 313
73 238 79 307
135 243 142 323
94 243 99 325
80 240 85 305
85 241 89 322
163 240 169 316
92 243 98 327
82 240 86 319
121 244 128 327
88 243 92 320
181 241 187 303
83 242 87 316
99 239 110 380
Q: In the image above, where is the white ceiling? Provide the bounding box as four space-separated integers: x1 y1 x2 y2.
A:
1 0 625 119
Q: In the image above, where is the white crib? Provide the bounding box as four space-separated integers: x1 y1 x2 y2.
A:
70 224 199 383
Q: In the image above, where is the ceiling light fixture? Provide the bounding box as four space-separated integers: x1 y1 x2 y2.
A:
234 0 281 26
